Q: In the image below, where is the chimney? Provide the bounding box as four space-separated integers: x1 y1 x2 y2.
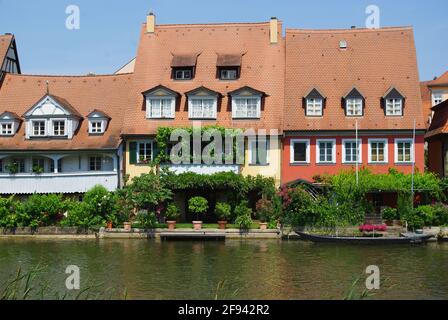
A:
146 12 155 33
270 17 278 44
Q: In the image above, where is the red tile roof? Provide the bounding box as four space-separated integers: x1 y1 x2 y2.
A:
123 20 285 135
426 100 448 138
428 71 448 87
0 73 132 150
284 27 425 131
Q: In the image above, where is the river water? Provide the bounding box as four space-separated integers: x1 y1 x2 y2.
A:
0 238 447 300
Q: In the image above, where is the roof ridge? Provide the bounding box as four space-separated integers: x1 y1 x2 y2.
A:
286 26 413 33
5 72 133 79
145 21 276 29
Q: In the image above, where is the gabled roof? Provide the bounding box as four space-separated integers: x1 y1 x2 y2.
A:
185 86 222 97
22 93 83 118
0 34 21 77
343 87 364 99
87 109 111 119
0 73 132 150
228 86 267 97
284 26 425 131
123 19 284 135
142 85 180 97
382 87 405 99
428 71 448 87
303 87 326 99
426 100 448 138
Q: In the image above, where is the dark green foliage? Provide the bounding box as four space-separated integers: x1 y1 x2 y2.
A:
234 201 253 229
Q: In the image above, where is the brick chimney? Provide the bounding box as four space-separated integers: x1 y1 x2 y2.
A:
270 17 278 44
146 12 155 33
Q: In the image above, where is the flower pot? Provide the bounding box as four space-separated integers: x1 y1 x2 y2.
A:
123 222 132 231
192 221 203 230
218 221 227 230
259 222 268 230
166 221 177 230
106 221 113 230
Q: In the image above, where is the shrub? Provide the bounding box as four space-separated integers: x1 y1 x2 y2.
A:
234 201 253 229
255 198 274 223
0 197 26 228
128 173 173 213
60 201 103 228
403 209 424 230
382 207 399 221
22 194 66 227
432 203 448 226
136 211 157 229
215 202 231 221
165 204 180 221
83 185 117 218
188 197 208 221
413 205 436 227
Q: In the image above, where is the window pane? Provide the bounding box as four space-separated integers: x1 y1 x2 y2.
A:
293 142 306 162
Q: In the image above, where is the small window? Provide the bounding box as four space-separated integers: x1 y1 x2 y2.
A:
249 138 269 165
174 68 193 80
11 159 25 173
53 120 65 136
433 93 444 107
89 156 103 171
317 139 336 164
90 121 103 134
1 122 13 135
189 98 217 119
342 139 362 163
219 68 239 80
306 98 323 116
148 98 175 118
32 158 45 173
32 121 46 136
232 98 261 118
290 139 310 164
395 139 413 163
50 159 62 173
369 139 388 163
137 142 153 164
346 98 363 116
386 99 403 116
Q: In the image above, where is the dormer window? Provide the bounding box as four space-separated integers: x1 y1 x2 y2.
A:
87 110 111 135
171 53 198 80
23 94 81 139
1 122 13 135
343 88 364 117
383 87 405 116
142 85 179 119
304 88 325 117
229 86 266 119
217 54 242 80
186 87 221 120
0 111 21 136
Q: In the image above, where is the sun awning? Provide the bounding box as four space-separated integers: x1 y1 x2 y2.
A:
171 54 198 67
216 54 242 67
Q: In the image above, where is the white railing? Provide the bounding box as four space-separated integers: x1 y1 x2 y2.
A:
161 164 240 175
0 171 118 194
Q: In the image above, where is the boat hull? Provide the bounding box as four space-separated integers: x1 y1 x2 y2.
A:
294 231 433 245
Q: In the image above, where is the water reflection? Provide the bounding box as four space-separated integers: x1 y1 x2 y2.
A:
0 239 447 300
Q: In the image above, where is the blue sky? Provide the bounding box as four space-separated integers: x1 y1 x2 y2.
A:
0 0 446 80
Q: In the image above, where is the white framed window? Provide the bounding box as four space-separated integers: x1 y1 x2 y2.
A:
346 98 363 116
385 99 403 116
316 139 336 164
306 98 323 116
248 138 269 165
368 139 388 163
32 120 46 136
188 97 217 119
52 120 66 136
174 69 192 80
137 141 153 164
89 156 103 171
290 139 310 164
1 122 13 135
232 97 261 119
395 139 413 163
342 139 362 163
147 98 175 119
432 92 444 107
89 121 104 134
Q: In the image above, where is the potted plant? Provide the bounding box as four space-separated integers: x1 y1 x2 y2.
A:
165 204 180 230
6 163 19 175
382 207 398 226
215 202 231 230
255 198 274 230
188 196 208 230
234 201 253 230
32 165 44 174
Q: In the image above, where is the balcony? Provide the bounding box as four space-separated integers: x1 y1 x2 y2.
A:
0 171 118 194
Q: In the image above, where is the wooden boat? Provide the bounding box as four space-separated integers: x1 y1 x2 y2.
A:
295 231 433 245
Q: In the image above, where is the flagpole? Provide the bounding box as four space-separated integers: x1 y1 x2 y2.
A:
356 120 359 186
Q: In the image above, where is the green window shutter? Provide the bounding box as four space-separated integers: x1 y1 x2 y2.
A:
129 142 137 164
